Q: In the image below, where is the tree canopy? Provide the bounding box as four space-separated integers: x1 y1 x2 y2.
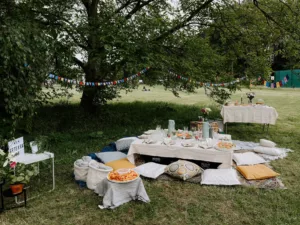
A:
1 0 300 133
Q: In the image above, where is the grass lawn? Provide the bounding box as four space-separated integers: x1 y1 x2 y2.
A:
1 86 300 225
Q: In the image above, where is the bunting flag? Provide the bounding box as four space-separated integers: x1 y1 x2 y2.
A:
48 67 247 88
168 71 246 87
261 75 289 88
48 67 150 87
276 82 280 88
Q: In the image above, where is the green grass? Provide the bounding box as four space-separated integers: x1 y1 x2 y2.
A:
1 87 300 225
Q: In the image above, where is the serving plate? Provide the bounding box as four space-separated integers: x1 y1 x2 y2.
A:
107 170 140 183
181 142 195 147
214 141 236 151
144 139 157 144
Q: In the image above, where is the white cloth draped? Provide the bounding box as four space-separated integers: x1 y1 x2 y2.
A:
220 105 278 124
95 178 150 209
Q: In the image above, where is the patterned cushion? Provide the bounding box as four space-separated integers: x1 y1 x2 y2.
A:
165 160 202 181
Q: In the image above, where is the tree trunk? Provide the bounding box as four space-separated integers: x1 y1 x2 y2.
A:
80 62 98 112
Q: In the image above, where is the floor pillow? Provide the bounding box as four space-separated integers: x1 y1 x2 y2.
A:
253 146 282 156
95 152 127 163
134 162 167 179
115 137 138 151
164 160 202 181
105 158 136 171
201 169 241 186
260 139 276 148
233 152 266 166
237 164 280 180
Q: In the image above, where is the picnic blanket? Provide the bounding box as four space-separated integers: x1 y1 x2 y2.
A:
138 140 292 189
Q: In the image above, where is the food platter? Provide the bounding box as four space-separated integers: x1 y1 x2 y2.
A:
177 133 192 139
107 169 140 183
214 141 236 151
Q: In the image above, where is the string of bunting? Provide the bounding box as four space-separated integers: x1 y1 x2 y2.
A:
257 75 290 88
48 67 150 87
48 67 247 87
168 71 246 87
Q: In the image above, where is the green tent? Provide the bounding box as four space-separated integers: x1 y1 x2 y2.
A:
275 70 300 88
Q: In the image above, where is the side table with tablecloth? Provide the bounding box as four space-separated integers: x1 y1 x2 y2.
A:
95 177 150 209
220 105 278 133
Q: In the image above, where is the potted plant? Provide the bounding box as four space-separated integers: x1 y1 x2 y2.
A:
7 163 39 194
0 149 38 194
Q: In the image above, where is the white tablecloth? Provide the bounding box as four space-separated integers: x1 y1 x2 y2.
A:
220 105 278 125
127 139 233 169
95 177 150 209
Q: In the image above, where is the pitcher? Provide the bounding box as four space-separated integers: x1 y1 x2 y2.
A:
168 120 175 135
202 122 210 139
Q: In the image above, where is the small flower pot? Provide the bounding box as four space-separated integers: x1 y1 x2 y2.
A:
10 183 24 194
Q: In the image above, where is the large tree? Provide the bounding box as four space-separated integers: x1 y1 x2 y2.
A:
27 0 232 111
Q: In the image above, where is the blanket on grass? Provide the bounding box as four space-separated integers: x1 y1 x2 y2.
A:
135 140 292 190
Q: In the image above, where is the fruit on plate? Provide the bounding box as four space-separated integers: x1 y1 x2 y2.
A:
108 169 139 182
217 141 235 150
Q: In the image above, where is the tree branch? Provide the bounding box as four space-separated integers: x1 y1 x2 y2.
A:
73 56 86 69
154 0 214 42
115 0 134 14
125 0 155 20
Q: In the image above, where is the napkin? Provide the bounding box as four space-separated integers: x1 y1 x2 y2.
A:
145 139 155 144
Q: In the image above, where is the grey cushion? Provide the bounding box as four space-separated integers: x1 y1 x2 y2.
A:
95 152 127 163
115 137 138 151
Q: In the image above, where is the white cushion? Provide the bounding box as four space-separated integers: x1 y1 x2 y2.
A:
233 152 266 166
253 146 282 156
95 152 127 163
134 162 167 179
260 139 276 148
115 137 138 151
201 169 241 185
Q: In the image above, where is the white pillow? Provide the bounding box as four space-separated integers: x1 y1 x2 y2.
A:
134 162 167 179
260 139 276 148
253 146 282 156
233 152 266 165
115 137 138 151
95 152 127 163
201 169 241 185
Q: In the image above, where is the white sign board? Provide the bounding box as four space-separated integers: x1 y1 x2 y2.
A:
8 137 25 157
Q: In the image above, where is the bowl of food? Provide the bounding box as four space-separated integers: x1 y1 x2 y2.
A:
256 99 265 105
107 169 139 183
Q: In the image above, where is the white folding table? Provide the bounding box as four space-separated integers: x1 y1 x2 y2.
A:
14 152 55 203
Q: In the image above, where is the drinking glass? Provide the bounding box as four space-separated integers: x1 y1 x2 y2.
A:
183 126 188 140
156 125 161 130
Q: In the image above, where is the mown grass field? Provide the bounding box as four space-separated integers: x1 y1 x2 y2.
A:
1 86 300 225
